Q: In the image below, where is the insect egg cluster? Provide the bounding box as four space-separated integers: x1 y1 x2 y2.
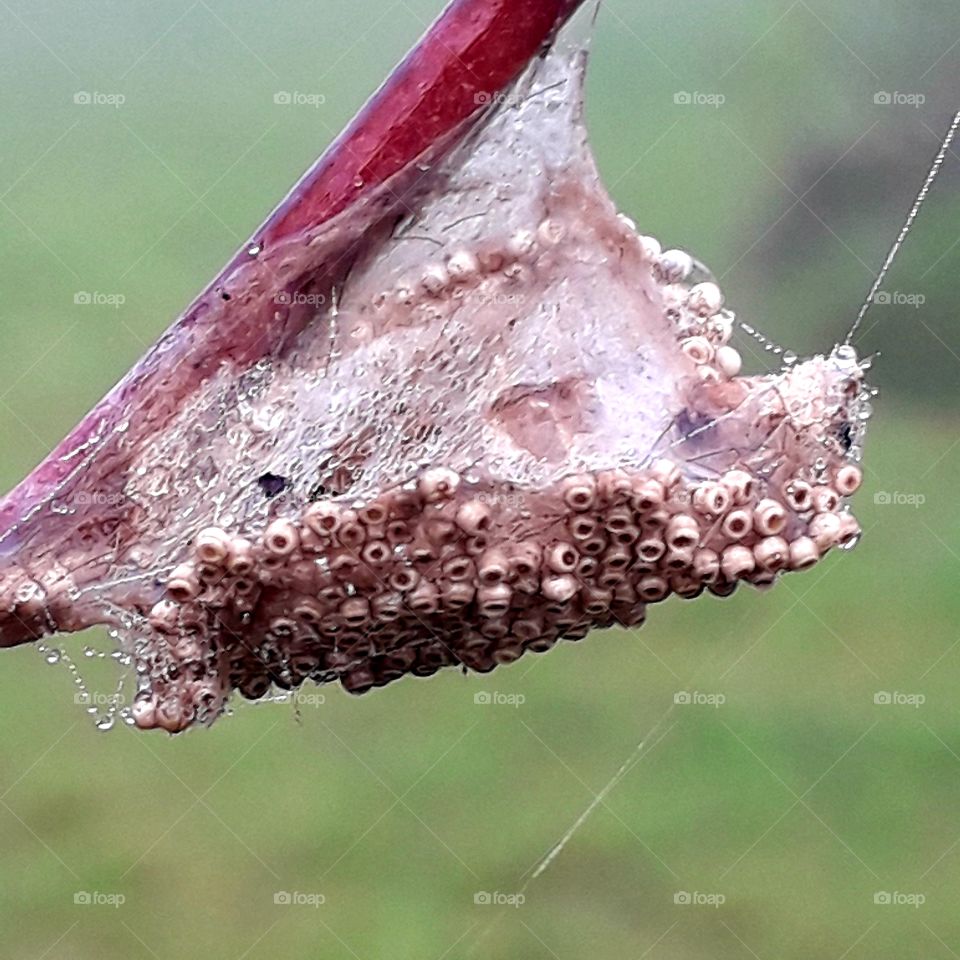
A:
134 443 863 731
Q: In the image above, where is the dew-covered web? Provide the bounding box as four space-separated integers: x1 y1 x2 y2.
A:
846 107 960 345
1 2 876 736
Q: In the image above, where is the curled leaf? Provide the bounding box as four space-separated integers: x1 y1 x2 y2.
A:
0 0 871 732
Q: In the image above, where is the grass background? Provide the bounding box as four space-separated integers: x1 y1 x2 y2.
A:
1 0 960 956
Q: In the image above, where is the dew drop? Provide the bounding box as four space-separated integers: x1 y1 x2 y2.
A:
782 350 797 365
246 242 262 257
838 531 862 551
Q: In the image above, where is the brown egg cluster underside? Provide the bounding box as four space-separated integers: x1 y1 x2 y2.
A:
132 458 862 731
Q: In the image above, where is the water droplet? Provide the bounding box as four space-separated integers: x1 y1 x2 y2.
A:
782 350 797 365
838 531 862 551
95 716 115 732
246 242 262 257
45 649 61 665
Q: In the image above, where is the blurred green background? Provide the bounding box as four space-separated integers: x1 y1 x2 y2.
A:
1 0 960 956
